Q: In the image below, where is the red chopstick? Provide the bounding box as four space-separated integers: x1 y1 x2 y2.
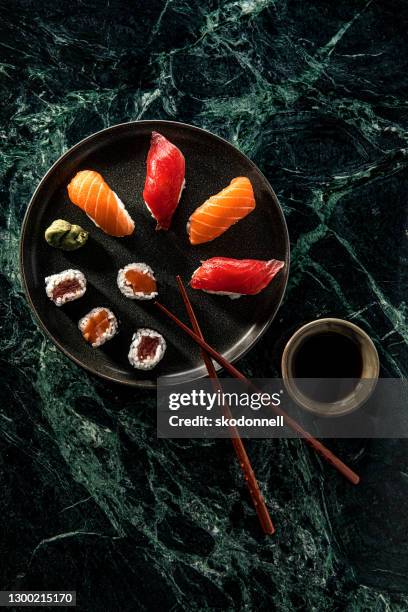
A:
176 276 274 535
155 299 360 486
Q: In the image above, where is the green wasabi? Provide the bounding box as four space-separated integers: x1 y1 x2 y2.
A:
45 219 89 251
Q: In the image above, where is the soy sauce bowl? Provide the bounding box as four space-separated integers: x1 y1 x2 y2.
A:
281 318 380 417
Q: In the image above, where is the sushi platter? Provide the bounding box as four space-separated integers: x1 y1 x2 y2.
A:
20 121 290 387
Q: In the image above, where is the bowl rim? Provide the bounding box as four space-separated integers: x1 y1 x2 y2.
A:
281 317 379 417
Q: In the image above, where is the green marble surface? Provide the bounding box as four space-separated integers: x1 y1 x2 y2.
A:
1 1 408 609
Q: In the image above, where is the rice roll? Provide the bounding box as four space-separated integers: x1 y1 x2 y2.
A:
78 307 118 348
128 328 166 370
117 263 158 300
45 269 86 306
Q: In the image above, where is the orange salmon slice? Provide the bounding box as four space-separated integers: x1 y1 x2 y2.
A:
67 170 135 237
187 177 255 245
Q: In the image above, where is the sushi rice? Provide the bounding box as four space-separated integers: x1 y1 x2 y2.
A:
117 263 158 300
198 288 241 299
128 328 166 370
45 269 87 306
78 307 118 348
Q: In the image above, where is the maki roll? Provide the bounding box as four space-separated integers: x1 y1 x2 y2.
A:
79 307 118 348
45 269 87 306
128 329 166 370
117 263 158 300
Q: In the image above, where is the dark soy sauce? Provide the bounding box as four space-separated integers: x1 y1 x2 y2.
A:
293 332 363 403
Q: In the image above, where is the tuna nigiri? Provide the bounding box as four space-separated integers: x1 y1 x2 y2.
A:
143 132 185 230
190 257 285 298
67 170 135 237
187 177 255 245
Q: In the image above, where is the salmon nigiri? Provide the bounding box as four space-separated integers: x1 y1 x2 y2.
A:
67 170 135 237
190 257 285 298
187 177 255 245
143 132 185 230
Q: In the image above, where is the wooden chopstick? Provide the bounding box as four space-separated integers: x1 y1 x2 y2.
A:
176 276 274 535
154 300 360 486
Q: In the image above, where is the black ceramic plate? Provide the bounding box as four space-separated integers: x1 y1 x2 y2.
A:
20 121 290 387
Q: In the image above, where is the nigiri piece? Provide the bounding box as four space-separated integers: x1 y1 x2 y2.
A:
67 170 135 237
187 177 255 245
190 257 285 298
143 132 185 230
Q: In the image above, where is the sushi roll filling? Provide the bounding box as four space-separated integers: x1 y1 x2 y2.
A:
79 307 118 348
137 335 160 361
128 328 166 370
82 309 110 345
124 268 156 295
117 263 158 300
52 278 83 301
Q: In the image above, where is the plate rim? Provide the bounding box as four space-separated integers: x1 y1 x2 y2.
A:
19 119 290 388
